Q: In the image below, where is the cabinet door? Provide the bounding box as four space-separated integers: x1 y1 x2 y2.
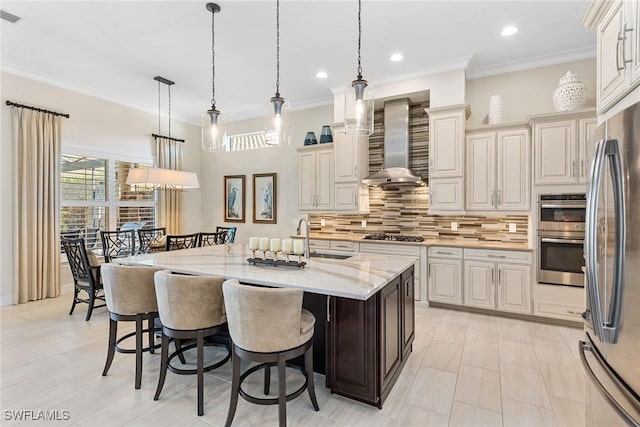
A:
578 117 599 183
629 0 640 86
534 120 576 185
427 258 462 304
334 132 357 182
402 269 415 357
598 0 627 111
429 111 464 178
497 129 529 210
463 261 495 309
334 183 358 210
298 151 316 210
316 150 334 209
379 277 402 395
496 263 531 314
429 178 464 212
466 133 495 211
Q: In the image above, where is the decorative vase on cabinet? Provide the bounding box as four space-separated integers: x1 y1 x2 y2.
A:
488 95 502 124
320 125 333 144
553 71 587 112
304 132 318 146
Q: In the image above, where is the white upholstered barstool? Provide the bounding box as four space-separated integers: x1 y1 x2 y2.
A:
222 279 319 427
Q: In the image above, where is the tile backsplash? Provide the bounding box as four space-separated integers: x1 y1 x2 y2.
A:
309 185 529 243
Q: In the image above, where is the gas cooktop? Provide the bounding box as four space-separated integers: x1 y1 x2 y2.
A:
363 234 425 242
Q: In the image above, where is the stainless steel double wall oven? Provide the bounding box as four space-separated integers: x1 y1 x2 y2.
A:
537 193 586 287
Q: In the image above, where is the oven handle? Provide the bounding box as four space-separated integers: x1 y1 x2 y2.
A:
540 237 584 244
539 203 587 209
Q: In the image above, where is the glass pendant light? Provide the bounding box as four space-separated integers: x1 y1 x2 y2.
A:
344 0 374 135
264 0 291 145
202 3 226 152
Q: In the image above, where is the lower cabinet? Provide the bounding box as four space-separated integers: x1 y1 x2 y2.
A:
327 266 414 408
427 247 463 304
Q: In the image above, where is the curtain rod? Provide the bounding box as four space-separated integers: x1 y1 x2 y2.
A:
152 133 185 143
5 100 70 118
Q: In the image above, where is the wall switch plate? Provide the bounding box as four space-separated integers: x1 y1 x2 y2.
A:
509 223 517 233
361 220 367 228
451 221 458 231
320 219 326 227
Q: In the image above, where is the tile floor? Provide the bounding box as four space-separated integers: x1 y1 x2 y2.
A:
0 295 587 426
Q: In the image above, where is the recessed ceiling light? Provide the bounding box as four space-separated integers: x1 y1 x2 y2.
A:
0 10 21 23
316 71 328 79
390 53 403 62
501 26 518 37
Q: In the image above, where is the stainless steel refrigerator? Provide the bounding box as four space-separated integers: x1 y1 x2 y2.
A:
583 102 640 426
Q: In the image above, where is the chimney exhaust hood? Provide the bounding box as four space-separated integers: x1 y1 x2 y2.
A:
362 98 424 186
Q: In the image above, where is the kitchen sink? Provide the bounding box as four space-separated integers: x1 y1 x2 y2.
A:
309 252 352 260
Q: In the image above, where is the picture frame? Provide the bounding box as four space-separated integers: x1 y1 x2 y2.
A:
223 175 245 223
252 173 277 224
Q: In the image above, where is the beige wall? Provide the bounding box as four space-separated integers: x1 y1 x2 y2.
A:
201 105 334 241
0 71 202 304
466 58 596 126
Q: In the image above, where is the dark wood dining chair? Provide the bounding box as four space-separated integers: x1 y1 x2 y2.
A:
165 233 200 251
138 227 166 254
101 230 135 263
216 226 237 243
61 236 106 321
198 231 227 247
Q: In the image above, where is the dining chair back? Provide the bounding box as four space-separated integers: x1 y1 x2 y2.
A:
198 231 227 247
101 230 135 263
138 227 166 254
165 233 200 251
216 226 237 243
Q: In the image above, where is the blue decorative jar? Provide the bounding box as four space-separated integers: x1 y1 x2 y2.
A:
320 125 333 144
304 132 317 145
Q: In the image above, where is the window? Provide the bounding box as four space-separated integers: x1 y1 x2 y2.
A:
60 154 156 252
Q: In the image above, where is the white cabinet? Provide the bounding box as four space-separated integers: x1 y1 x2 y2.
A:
297 145 334 211
425 104 470 214
427 247 463 304
533 283 585 322
584 0 640 113
360 242 424 301
530 110 597 186
463 249 532 315
465 124 530 212
331 124 370 213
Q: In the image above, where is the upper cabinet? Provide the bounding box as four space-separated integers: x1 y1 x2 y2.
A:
529 109 597 186
465 123 530 212
332 124 370 213
425 104 470 214
297 145 334 211
584 0 640 113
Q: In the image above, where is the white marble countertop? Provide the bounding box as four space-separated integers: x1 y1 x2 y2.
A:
114 244 417 301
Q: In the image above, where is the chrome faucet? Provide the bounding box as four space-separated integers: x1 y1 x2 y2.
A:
296 218 310 258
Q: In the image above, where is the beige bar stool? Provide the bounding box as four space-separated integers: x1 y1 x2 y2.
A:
101 264 164 389
153 271 231 416
222 279 319 427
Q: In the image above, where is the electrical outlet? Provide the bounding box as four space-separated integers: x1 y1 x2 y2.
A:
361 220 367 228
451 221 458 231
509 223 517 233
320 219 326 227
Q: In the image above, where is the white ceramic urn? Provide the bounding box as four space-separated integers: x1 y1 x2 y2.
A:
553 71 587 112
488 94 502 124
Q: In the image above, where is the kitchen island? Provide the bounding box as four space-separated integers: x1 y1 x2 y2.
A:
116 244 417 408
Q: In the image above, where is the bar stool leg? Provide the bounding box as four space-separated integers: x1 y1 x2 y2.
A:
174 339 187 364
264 365 271 395
197 331 204 416
154 333 169 401
225 346 241 427
135 315 143 389
102 317 117 376
305 344 319 411
148 317 155 354
278 353 287 427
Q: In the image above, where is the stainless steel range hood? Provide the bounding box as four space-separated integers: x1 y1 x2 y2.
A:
362 98 424 186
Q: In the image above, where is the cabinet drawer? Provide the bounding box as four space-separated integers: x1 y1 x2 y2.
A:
330 240 356 251
464 249 531 264
534 301 584 322
360 242 420 257
309 239 330 250
427 247 463 258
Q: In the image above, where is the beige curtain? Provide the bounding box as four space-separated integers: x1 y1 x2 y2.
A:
12 108 62 304
154 136 183 234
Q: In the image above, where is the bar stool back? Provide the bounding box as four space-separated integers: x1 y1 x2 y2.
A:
222 280 319 427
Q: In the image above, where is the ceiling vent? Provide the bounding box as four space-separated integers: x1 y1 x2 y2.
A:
1 10 21 24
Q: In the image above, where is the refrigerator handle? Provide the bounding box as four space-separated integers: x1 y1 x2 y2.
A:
579 336 640 425
585 138 607 341
603 139 626 344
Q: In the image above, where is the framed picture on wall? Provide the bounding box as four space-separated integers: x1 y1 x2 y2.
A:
252 173 277 224
223 175 245 223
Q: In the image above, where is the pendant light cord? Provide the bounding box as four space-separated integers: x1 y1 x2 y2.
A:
157 80 161 134
211 7 216 107
168 84 171 137
275 0 280 97
357 0 362 79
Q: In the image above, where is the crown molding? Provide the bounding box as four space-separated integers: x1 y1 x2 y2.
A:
581 0 613 30
466 46 596 80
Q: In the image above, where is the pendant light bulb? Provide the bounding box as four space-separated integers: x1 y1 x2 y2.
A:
344 0 374 136
202 3 227 152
